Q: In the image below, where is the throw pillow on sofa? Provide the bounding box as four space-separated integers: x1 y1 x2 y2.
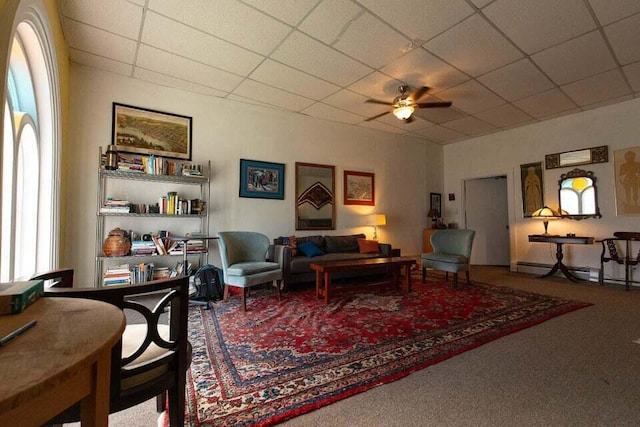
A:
324 234 365 253
357 239 379 254
297 241 325 257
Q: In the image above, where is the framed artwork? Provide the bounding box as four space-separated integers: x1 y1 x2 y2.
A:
296 162 335 230
614 146 640 216
520 162 544 217
430 192 441 215
239 159 285 200
112 103 192 160
343 170 375 206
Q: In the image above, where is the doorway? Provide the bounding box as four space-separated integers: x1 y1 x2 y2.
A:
464 176 509 266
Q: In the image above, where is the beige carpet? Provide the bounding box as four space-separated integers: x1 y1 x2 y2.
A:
70 266 640 426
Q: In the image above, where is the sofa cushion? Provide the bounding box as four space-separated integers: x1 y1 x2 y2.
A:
324 234 365 253
358 239 379 253
295 235 325 253
298 241 325 257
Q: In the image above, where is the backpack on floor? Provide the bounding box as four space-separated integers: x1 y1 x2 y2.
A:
192 264 224 302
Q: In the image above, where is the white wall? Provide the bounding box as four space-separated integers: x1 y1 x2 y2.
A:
443 97 640 273
66 65 443 284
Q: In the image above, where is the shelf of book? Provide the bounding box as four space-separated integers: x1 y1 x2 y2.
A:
95 147 211 287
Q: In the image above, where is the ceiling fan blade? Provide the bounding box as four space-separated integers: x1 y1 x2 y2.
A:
364 111 391 121
365 99 393 106
416 101 452 109
410 86 430 102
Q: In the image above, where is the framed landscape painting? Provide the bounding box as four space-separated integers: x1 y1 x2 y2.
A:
344 170 375 206
239 159 285 200
112 103 192 160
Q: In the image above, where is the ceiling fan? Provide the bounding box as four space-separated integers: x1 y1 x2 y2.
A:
364 85 452 123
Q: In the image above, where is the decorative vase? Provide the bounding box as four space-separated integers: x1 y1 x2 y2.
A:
103 227 131 257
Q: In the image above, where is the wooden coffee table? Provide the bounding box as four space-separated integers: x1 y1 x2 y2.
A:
310 257 416 304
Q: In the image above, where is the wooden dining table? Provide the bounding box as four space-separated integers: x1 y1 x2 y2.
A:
0 297 125 426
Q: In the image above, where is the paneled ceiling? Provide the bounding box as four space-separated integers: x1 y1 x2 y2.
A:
58 0 640 144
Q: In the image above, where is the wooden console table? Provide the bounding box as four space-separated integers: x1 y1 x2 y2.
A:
528 234 594 282
310 257 416 304
0 297 125 426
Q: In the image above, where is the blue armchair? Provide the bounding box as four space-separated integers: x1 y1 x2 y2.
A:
421 229 475 289
217 231 283 311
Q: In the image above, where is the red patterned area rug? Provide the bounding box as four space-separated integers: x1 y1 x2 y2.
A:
177 276 590 426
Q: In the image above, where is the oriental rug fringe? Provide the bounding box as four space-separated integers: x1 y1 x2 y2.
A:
173 274 590 426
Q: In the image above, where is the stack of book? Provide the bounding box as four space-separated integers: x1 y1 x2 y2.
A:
103 266 131 286
116 154 144 172
131 239 156 256
152 267 171 280
101 198 130 213
0 280 44 314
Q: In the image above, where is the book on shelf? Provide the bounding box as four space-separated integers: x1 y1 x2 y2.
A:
0 280 44 314
103 265 132 286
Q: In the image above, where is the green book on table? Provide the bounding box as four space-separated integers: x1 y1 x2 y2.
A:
0 280 44 314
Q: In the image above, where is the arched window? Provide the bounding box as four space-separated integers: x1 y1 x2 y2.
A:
1 5 60 281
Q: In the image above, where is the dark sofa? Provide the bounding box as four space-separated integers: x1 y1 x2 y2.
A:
272 233 392 287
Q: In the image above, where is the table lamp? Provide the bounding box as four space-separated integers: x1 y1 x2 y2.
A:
531 206 559 235
367 214 386 239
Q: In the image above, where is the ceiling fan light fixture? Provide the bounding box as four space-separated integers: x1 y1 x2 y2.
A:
393 105 414 120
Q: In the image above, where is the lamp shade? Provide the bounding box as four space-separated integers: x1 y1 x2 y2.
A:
393 105 414 120
367 214 387 226
427 208 440 218
531 206 559 218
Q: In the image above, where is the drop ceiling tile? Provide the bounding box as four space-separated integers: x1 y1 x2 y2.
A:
532 31 617 85
226 94 289 111
147 0 291 55
436 80 506 114
483 0 595 54
442 116 499 136
478 59 555 101
232 79 316 111
588 0 640 26
474 104 534 128
347 72 404 100
358 120 407 135
412 106 468 124
332 12 408 69
298 0 363 45
513 88 577 118
69 49 133 76
413 125 466 143
381 48 469 92
250 60 340 100
242 0 319 26
134 68 228 98
322 89 389 118
470 0 493 7
142 12 264 76
582 94 635 111
62 0 143 39
424 14 523 77
64 20 137 63
128 0 145 5
301 103 364 125
136 45 243 91
604 14 640 65
358 0 474 42
624 61 640 92
271 31 373 87
562 69 631 106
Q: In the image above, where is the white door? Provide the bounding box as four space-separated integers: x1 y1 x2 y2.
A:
464 176 509 266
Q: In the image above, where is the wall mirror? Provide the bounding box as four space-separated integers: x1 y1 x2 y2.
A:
558 168 602 220
545 145 608 169
295 162 335 230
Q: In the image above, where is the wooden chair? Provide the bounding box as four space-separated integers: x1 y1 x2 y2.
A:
31 269 190 426
599 232 640 290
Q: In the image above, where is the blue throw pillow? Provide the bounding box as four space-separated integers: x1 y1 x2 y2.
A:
297 241 324 257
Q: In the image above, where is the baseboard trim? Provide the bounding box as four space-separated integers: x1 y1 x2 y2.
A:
516 262 594 282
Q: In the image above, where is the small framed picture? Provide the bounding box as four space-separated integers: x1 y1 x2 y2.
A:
344 170 375 206
430 192 442 214
239 159 285 200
